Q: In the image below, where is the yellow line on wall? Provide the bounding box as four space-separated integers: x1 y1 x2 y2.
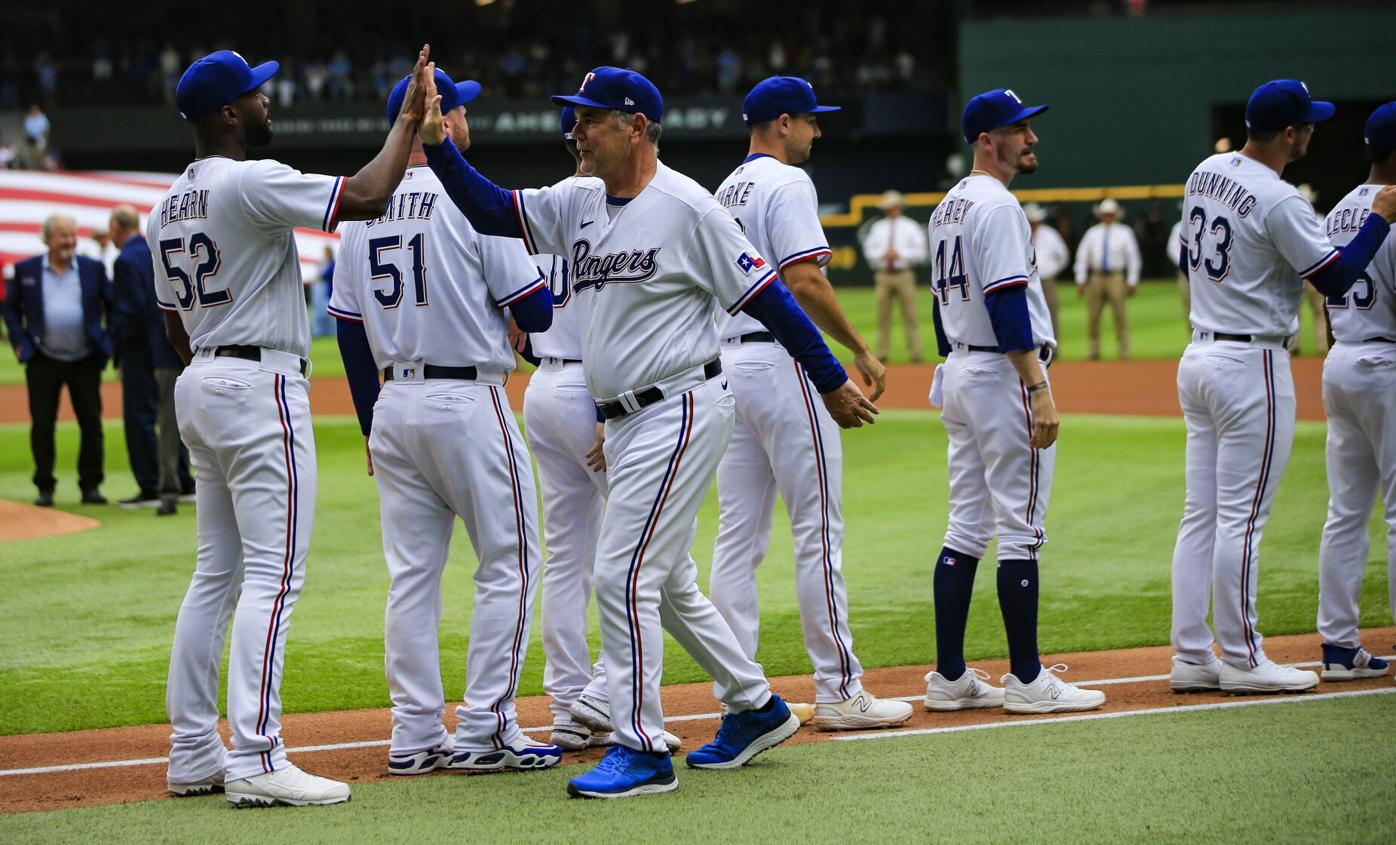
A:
819 184 1186 228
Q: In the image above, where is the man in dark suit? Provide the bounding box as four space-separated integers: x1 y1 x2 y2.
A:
2 213 112 506
108 204 194 515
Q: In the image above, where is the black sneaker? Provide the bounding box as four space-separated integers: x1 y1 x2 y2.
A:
156 496 179 517
119 493 160 509
34 490 54 507
80 489 109 505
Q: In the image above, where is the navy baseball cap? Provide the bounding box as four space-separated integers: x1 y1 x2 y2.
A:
551 67 663 123
561 106 577 142
1245 79 1335 132
962 88 1048 144
387 68 480 128
1365 102 1396 158
175 50 279 122
742 76 841 124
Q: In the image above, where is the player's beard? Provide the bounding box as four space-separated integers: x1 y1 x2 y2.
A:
1015 148 1039 174
247 117 273 147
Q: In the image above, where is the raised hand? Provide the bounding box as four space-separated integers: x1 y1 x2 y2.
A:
394 44 432 125
419 63 445 145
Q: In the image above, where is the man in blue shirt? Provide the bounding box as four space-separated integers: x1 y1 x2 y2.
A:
2 213 112 506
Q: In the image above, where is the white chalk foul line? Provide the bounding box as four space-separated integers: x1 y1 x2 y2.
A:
834 686 1396 742
4 656 1391 778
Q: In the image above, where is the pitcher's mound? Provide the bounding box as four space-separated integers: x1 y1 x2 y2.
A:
0 499 101 542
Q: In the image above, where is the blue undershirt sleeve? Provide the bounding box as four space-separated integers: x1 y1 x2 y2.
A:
1307 214 1391 297
985 284 1035 352
335 319 381 436
931 298 951 357
508 285 554 333
422 137 520 238
742 278 848 393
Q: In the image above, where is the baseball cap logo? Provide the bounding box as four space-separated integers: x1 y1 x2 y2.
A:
579 72 595 93
1005 89 1021 103
1300 81 1310 94
624 97 635 106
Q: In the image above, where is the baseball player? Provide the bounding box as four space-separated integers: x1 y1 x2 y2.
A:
420 66 876 798
922 89 1105 715
1315 102 1396 682
156 47 431 808
1024 203 1068 337
708 76 910 731
1169 80 1396 694
330 68 562 777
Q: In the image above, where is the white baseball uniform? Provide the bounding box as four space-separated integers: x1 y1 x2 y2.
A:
1317 183 1396 648
1171 152 1342 669
511 161 776 753
329 164 546 755
930 174 1056 563
520 179 610 729
709 153 864 704
153 156 345 784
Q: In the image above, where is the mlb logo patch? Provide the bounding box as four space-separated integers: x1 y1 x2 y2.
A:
736 252 765 274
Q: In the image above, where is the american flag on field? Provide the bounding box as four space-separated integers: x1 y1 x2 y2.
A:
0 169 338 283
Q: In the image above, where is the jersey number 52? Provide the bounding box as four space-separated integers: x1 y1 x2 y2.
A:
159 234 228 309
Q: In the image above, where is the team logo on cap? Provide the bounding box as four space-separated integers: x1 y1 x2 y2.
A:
624 97 635 106
1005 89 1021 103
1300 81 1310 94
579 72 595 93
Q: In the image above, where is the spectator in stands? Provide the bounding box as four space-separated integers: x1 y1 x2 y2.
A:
1074 198 1142 361
107 204 194 515
1025 203 1069 337
2 213 111 507
862 190 928 362
23 104 49 149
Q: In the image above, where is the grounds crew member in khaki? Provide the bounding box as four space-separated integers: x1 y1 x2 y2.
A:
1074 198 1141 360
862 190 928 361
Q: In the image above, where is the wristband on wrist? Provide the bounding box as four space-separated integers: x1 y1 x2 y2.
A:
1026 380 1050 394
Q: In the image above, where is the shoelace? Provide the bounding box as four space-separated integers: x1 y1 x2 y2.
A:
591 744 630 774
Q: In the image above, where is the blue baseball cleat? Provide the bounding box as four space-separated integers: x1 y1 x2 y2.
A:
686 694 800 770
1320 644 1390 681
566 744 677 799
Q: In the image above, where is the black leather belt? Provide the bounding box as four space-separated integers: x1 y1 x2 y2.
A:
214 345 307 376
597 359 722 420
727 331 776 344
542 357 583 365
956 343 1054 366
1363 336 1396 344
382 364 478 381
1213 332 1253 343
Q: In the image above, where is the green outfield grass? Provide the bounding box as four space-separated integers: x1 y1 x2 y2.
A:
0 280 1330 386
2 694 1390 843
1 410 1389 736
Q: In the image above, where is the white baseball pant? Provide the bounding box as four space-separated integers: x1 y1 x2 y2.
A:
594 374 771 753
1171 340 1295 669
166 353 316 783
1318 342 1396 647
940 351 1055 562
710 342 864 703
523 360 607 727
369 377 541 754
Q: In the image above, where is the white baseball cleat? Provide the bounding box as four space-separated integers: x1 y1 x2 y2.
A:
1170 655 1222 693
923 667 1005 711
569 694 613 734
1219 659 1318 694
549 723 593 752
225 764 350 807
387 741 454 775
813 691 913 730
1002 664 1106 714
447 738 563 772
167 771 224 796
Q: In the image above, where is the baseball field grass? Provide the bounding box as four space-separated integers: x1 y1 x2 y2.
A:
0 280 1330 386
1 694 1391 843
1 408 1387 736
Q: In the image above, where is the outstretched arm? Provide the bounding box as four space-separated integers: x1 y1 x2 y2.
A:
419 72 522 238
336 45 433 222
782 260 885 401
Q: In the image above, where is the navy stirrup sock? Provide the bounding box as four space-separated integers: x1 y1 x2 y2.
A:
997 559 1041 683
933 546 980 681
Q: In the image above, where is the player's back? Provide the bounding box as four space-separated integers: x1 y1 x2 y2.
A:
148 156 343 358
713 154 829 339
1324 184 1396 343
1181 152 1328 336
929 174 1052 348
334 166 542 373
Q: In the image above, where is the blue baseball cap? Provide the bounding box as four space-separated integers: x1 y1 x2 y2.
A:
561 106 577 142
1245 79 1335 132
387 68 481 128
175 50 279 122
742 76 841 124
961 88 1048 144
551 67 663 123
1365 101 1396 158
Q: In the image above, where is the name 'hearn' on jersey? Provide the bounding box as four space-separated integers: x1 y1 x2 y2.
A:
712 154 832 340
1324 184 1396 342
330 166 544 374
148 156 347 359
1180 152 1342 337
928 174 1054 350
